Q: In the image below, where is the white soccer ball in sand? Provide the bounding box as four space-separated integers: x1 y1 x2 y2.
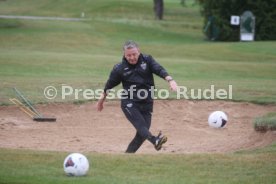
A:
208 111 228 128
63 153 89 176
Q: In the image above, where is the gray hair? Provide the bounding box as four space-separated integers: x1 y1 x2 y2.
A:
123 40 139 50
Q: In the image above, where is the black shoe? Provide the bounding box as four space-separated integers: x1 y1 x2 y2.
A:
154 131 167 151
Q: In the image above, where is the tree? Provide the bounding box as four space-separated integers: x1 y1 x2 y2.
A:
180 0 186 7
198 0 276 41
153 0 164 20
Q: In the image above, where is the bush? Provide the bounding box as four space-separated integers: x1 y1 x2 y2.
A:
198 0 276 41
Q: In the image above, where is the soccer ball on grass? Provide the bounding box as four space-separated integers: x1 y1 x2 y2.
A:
63 153 89 176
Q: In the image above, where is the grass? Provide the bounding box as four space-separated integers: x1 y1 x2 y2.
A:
0 0 276 104
254 112 276 132
0 145 275 184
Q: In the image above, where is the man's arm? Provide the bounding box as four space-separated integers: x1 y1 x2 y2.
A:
97 64 122 111
97 92 107 111
147 55 169 78
147 55 178 91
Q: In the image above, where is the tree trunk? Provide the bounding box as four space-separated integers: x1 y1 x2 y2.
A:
180 0 186 7
153 0 164 20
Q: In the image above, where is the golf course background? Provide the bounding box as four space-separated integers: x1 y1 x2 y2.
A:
0 0 275 104
0 0 275 183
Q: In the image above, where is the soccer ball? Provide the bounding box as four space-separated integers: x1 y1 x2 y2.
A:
63 153 89 176
208 111 228 128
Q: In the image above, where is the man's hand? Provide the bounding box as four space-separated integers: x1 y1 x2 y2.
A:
169 80 178 91
96 93 107 112
165 76 178 91
97 100 104 111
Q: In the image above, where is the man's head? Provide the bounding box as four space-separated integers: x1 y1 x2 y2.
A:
123 40 140 65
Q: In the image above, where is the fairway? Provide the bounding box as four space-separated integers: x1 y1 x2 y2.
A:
0 0 276 183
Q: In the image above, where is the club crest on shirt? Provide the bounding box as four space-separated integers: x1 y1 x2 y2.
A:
140 62 147 70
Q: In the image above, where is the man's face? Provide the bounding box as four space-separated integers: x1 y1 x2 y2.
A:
124 47 140 65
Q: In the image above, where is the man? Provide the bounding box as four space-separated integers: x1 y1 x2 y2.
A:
97 40 178 153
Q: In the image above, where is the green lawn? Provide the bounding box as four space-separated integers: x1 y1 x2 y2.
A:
0 0 276 104
0 145 275 184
